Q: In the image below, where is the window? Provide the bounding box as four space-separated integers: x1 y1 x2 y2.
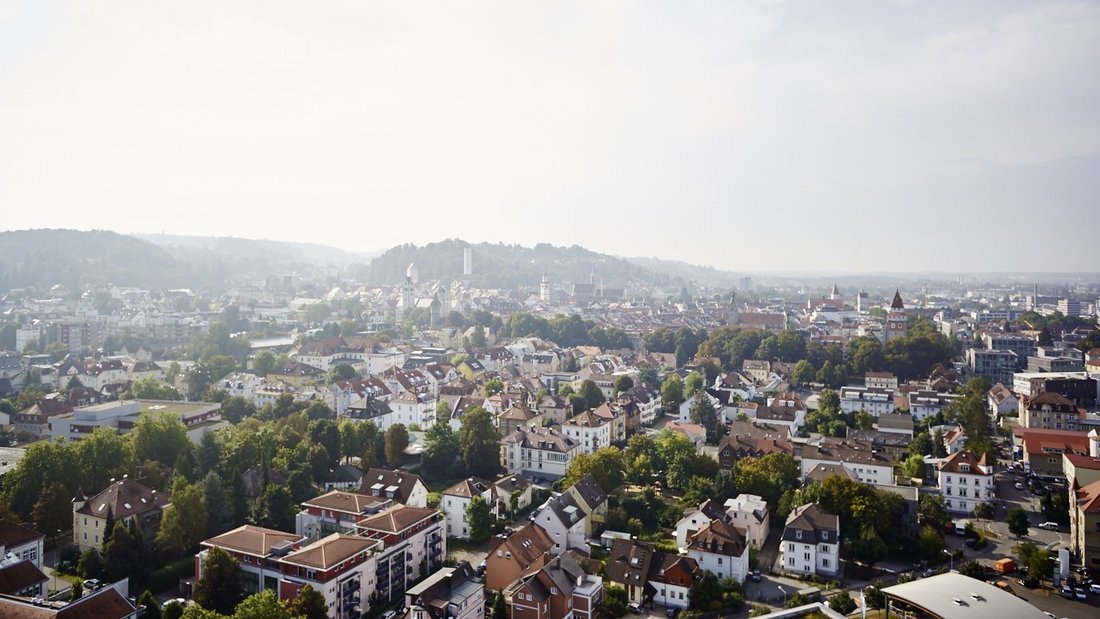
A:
804 553 810 561
718 558 723 565
822 558 829 567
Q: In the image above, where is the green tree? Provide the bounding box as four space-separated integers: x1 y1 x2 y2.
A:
483 378 504 397
689 392 720 444
193 546 242 615
252 351 277 377
562 447 625 492
235 589 292 619
133 411 191 468
612 375 634 398
253 484 296 531
660 374 684 409
457 407 501 479
157 476 208 557
733 453 800 513
911 431 933 456
384 423 410 467
466 496 493 544
71 581 83 601
901 453 925 479
78 549 103 580
684 372 705 398
103 520 146 586
493 591 508 619
421 421 461 480
138 590 162 619
918 494 949 531
817 389 840 415
973 502 994 521
130 376 184 400
291 584 328 619
469 325 488 349
1007 507 1030 540
221 396 257 424
828 591 856 615
790 360 815 386
32 481 73 536
917 525 946 559
328 363 356 383
202 472 233 537
579 380 606 410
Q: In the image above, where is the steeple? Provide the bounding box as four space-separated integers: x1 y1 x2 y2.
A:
890 289 905 310
830 284 840 300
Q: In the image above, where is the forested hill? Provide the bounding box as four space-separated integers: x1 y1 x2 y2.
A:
364 240 687 289
0 229 191 290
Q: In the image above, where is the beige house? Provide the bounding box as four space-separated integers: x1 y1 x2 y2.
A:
73 477 169 552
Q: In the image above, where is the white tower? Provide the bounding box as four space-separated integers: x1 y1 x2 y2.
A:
540 274 551 303
463 248 472 276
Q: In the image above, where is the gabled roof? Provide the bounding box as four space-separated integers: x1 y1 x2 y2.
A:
890 290 905 310
568 475 607 511
202 524 302 557
0 519 44 548
443 477 495 499
359 468 425 504
1074 478 1100 514
357 505 437 534
302 490 389 515
783 503 838 545
74 478 167 519
685 518 746 557
0 560 48 595
488 523 554 567
281 533 379 570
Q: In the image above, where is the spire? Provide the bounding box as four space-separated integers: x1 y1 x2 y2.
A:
891 289 905 310
830 284 839 300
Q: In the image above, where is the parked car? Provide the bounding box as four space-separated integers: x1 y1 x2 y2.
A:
1014 481 1025 490
1075 588 1088 601
1038 522 1059 531
82 579 101 590
666 608 680 618
751 570 761 582
1089 583 1100 594
381 610 399 619
1060 588 1074 599
628 602 643 614
161 599 187 611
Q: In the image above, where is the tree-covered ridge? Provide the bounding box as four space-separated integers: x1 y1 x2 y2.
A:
364 239 676 288
0 229 187 290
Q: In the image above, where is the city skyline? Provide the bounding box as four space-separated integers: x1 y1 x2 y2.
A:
2 1 1098 273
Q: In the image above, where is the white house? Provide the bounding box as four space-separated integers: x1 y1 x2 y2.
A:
441 478 496 540
500 425 579 480
724 494 770 551
532 492 588 556
799 439 894 486
908 391 961 422
675 500 727 549
684 519 749 584
838 386 896 418
936 450 995 515
781 503 839 578
561 409 613 455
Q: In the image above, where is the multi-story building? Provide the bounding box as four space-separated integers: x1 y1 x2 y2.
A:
937 451 994 515
724 494 770 550
907 391 961 422
356 506 446 604
533 493 587 556
441 478 497 540
0 519 45 568
500 426 579 481
1070 477 1100 570
561 409 612 455
405 562 485 619
838 386 896 418
198 525 305 596
982 333 1036 370
505 553 602 619
1021 391 1082 431
966 349 1018 386
73 477 169 552
606 539 701 610
883 291 908 342
865 372 899 390
486 524 555 592
563 475 608 538
684 518 749 583
276 533 382 619
1021 428 1091 478
296 490 393 540
799 439 894 486
360 469 429 508
780 503 839 578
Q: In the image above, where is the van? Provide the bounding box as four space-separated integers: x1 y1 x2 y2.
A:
955 521 968 536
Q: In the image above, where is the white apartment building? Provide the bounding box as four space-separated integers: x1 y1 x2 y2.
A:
500 426 579 480
781 504 839 578
937 450 995 515
839 386 896 418
561 409 612 455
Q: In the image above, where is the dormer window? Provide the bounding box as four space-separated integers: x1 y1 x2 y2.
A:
795 530 802 540
821 531 828 540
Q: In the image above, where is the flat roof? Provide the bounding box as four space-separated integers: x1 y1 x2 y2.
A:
882 572 1047 619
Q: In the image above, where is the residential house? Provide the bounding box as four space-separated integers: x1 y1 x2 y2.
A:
0 556 49 597
276 533 383 619
907 391 961 422
865 372 899 390
0 585 138 617
756 392 806 434
441 478 497 540
360 469 429 508
684 518 749 583
620 384 662 427
937 450 995 515
839 386 896 418
405 562 484 619
494 474 534 516
1021 428 1091 478
561 410 612 456
875 413 915 441
716 421 793 471
73 477 169 552
987 383 1018 416
356 505 447 603
505 552 603 619
563 475 608 538
499 403 542 437
486 523 555 591
198 525 305 597
296 490 393 540
605 539 701 609
534 394 572 426
675 500 727 549
724 494 770 551
0 519 45 568
780 504 839 578
663 422 706 450
534 493 588 556
500 426 580 481
1070 477 1100 570
1021 391 1083 431
799 439 894 486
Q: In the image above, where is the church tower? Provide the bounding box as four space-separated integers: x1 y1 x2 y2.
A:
540 274 551 303
884 289 908 342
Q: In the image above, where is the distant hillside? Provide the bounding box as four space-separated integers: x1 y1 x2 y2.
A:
136 233 379 265
365 240 682 289
625 256 740 289
0 229 189 290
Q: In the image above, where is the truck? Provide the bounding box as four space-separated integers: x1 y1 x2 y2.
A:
995 558 1016 575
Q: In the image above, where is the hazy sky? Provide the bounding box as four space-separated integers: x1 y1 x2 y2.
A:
2 1 1098 273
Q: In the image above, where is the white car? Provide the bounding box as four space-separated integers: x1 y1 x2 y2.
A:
161 598 187 610
1038 522 1059 531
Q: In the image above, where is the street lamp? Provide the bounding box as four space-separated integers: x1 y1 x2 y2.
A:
943 548 954 572
777 585 788 607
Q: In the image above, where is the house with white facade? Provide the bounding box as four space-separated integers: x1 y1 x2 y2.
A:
500 425 580 481
908 390 961 422
561 409 613 455
684 519 749 583
987 383 1018 416
937 450 995 515
724 494 770 551
839 386 896 418
359 469 429 508
405 562 485 619
532 492 588 556
441 478 496 540
799 438 894 486
781 503 839 578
